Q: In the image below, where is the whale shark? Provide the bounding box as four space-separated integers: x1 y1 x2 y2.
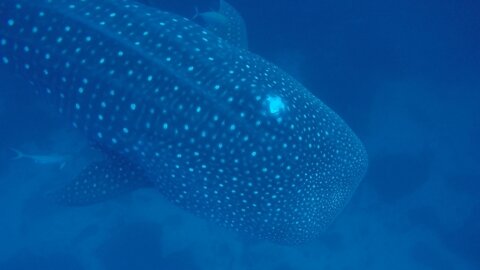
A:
0 0 367 244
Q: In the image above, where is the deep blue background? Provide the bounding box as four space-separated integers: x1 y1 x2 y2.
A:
1 0 479 269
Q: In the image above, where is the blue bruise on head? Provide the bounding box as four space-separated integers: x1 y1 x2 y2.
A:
0 0 368 245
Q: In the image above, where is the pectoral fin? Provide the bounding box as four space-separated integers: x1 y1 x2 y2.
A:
50 153 151 206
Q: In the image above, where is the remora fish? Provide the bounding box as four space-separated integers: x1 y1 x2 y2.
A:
0 0 367 244
195 0 249 49
10 148 68 168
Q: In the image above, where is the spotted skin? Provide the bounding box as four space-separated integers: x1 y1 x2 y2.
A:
0 0 367 244
51 152 151 206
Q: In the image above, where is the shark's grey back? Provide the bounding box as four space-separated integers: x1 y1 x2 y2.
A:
0 0 367 244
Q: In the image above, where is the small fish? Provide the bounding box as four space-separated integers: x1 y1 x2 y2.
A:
194 0 249 49
197 10 229 26
10 148 69 169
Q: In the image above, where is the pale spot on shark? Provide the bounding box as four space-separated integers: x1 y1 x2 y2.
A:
266 95 286 115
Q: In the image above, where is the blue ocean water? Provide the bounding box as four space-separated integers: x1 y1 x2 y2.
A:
0 0 479 269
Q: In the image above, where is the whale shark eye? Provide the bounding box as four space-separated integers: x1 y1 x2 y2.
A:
266 95 285 115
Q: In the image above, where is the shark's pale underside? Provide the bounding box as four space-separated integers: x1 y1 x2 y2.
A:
0 0 367 244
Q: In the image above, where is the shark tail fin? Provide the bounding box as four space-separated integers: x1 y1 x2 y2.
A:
9 148 24 160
